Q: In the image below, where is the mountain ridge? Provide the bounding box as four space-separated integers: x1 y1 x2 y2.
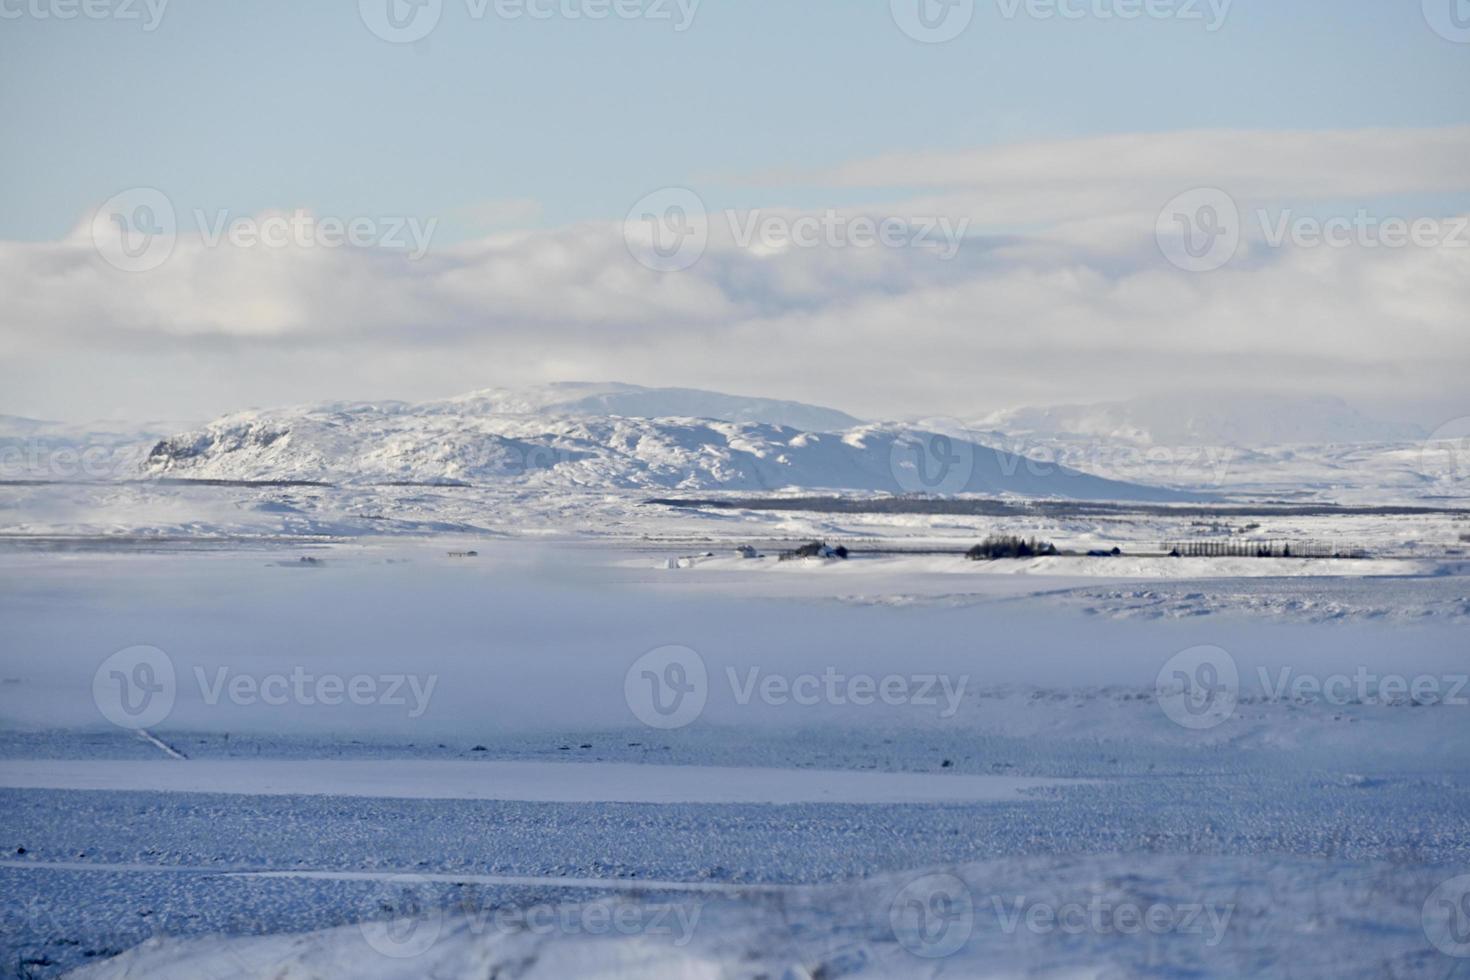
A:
142 391 1209 502
972 393 1423 447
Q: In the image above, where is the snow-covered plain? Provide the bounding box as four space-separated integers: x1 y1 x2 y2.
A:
2 387 1468 978
1 536 1467 978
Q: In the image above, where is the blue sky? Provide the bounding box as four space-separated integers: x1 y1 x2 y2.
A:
3 0 1467 242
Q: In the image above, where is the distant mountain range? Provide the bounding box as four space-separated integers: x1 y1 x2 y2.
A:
971 393 1424 447
7 385 1434 500
433 382 865 433
140 386 1207 502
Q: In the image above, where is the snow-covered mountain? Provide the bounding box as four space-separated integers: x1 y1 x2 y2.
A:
973 393 1424 447
434 382 865 432
141 390 1203 501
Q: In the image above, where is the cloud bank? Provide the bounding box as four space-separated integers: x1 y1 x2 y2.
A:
3 126 1467 424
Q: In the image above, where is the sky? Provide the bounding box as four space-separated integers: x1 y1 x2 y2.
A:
1 0 1467 425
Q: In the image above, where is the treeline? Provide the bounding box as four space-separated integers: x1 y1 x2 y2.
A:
1161 540 1366 558
967 535 1058 560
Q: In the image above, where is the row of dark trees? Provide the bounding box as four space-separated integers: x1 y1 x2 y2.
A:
1162 540 1365 558
967 535 1058 560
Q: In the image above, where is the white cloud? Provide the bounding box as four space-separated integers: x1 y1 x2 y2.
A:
768 124 1470 196
2 126 1467 423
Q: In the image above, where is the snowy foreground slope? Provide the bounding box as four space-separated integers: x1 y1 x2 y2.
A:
139 392 1204 501
62 854 1455 980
